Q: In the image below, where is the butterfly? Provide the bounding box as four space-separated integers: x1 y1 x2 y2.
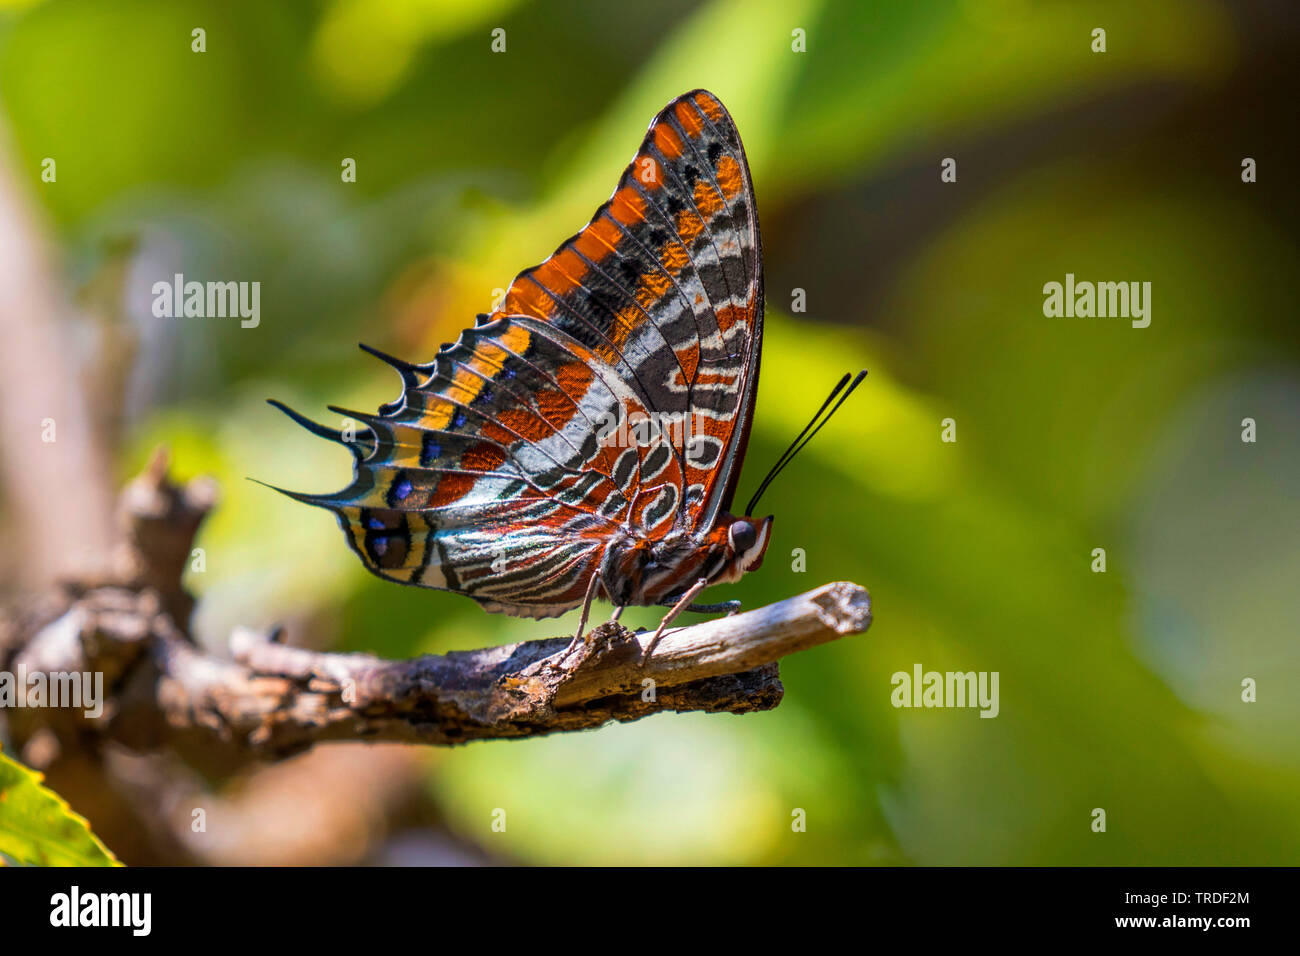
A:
267 90 864 662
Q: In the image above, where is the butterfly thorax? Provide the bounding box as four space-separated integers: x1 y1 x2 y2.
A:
599 513 772 607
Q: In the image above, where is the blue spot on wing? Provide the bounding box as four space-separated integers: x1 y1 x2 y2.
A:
386 472 414 507
420 433 442 467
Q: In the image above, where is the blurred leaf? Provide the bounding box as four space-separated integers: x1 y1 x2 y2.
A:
0 751 120 867
311 0 525 106
777 0 1234 188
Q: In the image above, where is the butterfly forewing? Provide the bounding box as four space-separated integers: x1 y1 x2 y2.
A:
492 90 763 528
275 90 763 618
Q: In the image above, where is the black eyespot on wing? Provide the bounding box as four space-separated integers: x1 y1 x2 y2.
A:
361 509 411 570
618 257 642 286
613 448 639 490
642 485 677 530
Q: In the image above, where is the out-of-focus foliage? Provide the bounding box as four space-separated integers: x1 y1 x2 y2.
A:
2 0 1296 864
0 752 120 866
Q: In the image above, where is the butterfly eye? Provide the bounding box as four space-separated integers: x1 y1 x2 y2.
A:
729 520 757 553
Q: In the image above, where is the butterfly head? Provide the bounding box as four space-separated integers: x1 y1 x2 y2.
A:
714 513 773 582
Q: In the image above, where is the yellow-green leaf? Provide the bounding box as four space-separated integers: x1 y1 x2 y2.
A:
0 750 120 867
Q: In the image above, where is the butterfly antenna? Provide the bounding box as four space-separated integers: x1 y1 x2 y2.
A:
755 372 851 490
744 370 867 516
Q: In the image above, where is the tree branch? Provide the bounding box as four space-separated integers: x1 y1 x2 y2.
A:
2 457 872 763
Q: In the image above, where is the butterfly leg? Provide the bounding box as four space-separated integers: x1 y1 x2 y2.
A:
682 599 741 614
572 571 602 645
639 577 709 667
554 573 604 667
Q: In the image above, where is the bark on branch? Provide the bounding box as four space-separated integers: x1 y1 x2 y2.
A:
2 455 872 764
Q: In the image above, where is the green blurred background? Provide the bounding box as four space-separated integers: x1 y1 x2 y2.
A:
1 0 1297 864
